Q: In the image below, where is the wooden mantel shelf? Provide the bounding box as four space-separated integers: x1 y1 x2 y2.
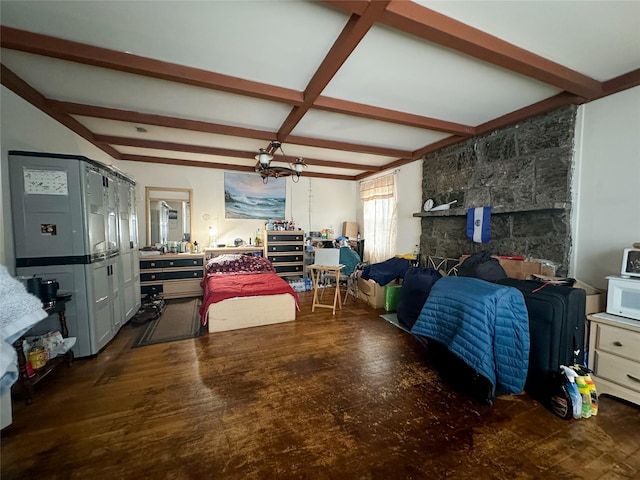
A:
412 202 569 217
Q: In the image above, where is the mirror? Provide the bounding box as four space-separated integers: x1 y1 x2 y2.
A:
145 187 192 246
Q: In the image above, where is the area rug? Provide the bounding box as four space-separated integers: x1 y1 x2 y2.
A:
133 298 204 348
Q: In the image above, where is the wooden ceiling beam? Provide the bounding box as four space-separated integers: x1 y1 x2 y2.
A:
54 101 409 158
379 1 603 99
95 135 380 171
53 101 276 141
0 65 122 159
278 1 391 139
0 26 304 105
602 68 640 98
475 92 585 135
411 92 586 163
286 133 411 158
323 1 370 16
314 96 475 135
119 154 357 181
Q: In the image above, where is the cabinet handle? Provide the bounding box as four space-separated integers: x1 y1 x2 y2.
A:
193 272 198 277
613 341 623 347
169 261 174 266
150 262 156 267
628 374 640 383
150 275 155 280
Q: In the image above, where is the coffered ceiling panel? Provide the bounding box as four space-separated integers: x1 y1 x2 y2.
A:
322 24 562 125
1 0 638 181
420 1 640 81
292 109 450 151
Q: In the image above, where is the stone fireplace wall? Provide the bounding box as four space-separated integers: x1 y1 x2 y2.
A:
418 106 577 275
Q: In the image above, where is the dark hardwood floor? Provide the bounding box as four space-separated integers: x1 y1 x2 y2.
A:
2 291 639 479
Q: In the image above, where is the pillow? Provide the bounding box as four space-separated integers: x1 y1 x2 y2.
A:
205 254 275 275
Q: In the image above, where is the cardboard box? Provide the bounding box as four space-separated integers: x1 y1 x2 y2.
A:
357 277 400 308
573 279 606 315
529 275 606 315
342 221 358 239
498 258 557 279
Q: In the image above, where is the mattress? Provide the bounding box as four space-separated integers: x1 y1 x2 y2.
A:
207 293 296 332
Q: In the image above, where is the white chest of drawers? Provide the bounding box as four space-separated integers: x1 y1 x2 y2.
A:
588 312 640 406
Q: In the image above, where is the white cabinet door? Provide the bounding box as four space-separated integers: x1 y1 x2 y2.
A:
91 260 113 351
110 257 122 331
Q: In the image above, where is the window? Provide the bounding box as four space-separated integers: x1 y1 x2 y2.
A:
359 173 397 264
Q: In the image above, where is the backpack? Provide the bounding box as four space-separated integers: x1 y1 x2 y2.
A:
458 251 507 283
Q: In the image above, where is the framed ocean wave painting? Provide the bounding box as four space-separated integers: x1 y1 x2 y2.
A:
224 172 285 220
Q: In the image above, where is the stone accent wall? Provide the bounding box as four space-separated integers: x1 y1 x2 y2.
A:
419 106 577 275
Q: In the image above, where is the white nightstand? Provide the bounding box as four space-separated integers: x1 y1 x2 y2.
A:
587 312 640 406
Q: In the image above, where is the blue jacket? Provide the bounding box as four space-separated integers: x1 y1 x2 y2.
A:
411 276 529 395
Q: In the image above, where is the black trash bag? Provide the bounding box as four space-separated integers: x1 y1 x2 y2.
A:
458 251 507 283
427 339 495 406
396 267 442 330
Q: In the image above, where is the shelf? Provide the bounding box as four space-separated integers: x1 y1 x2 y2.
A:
413 202 569 217
29 352 73 387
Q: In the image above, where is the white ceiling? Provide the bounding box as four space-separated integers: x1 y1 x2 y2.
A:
1 0 639 181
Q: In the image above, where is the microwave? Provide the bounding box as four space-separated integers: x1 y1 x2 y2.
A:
621 248 640 278
606 275 640 321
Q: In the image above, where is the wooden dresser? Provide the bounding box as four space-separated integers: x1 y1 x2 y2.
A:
587 312 640 406
139 253 204 299
263 230 305 278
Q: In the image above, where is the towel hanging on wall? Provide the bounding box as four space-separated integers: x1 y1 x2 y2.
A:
467 207 492 243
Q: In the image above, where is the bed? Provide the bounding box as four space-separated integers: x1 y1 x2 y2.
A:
199 254 300 333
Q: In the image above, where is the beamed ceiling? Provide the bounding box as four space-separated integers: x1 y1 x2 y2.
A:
1 0 639 181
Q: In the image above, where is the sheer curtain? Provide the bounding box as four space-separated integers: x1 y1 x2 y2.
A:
359 173 397 264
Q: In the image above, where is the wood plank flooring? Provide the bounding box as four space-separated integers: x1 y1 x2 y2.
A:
2 291 640 479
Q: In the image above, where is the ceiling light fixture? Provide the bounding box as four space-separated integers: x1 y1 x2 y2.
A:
254 140 307 184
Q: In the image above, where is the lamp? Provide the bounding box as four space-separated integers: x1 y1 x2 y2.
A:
254 140 307 183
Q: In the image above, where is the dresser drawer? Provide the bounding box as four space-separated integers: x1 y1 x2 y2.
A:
593 350 640 393
274 264 304 274
267 254 304 263
265 233 304 243
163 269 204 281
595 323 640 361
140 260 162 269
163 279 202 297
163 257 204 268
266 244 304 253
141 272 163 282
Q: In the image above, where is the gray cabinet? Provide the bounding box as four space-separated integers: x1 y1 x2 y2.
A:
9 151 139 358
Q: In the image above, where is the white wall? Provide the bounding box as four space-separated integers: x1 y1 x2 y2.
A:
572 86 640 290
118 161 356 249
396 160 423 255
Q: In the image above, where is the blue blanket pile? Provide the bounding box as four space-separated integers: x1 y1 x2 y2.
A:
411 276 530 396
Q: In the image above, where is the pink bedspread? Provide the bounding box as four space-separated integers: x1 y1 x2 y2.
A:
199 272 300 325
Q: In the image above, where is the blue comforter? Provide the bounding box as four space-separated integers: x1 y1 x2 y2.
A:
411 276 529 395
